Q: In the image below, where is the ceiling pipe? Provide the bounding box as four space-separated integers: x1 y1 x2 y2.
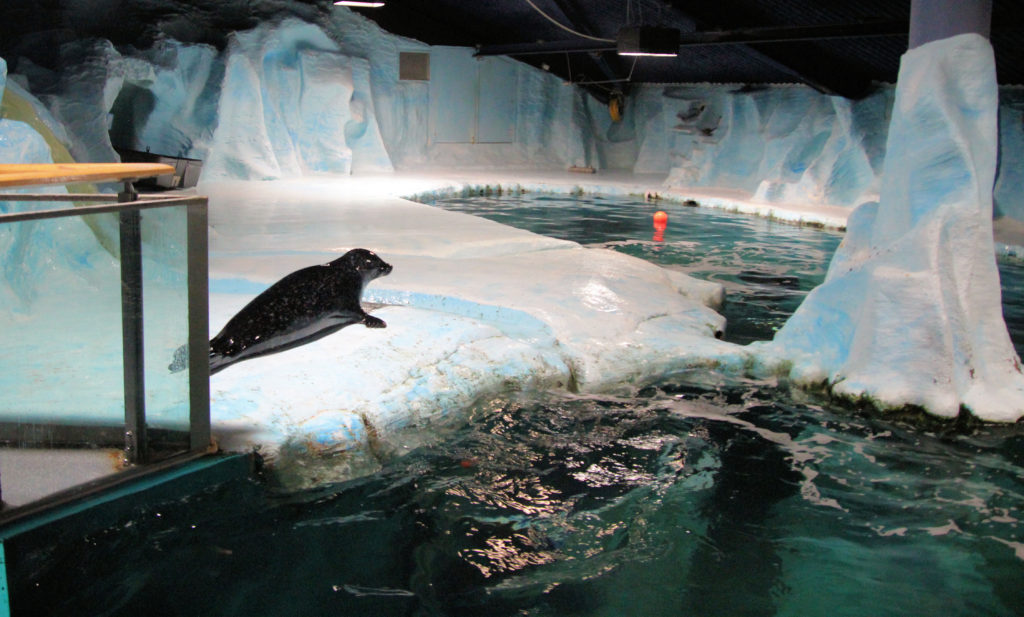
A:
476 20 908 57
908 0 991 49
547 0 631 91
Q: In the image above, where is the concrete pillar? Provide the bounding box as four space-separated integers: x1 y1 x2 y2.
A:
909 0 992 49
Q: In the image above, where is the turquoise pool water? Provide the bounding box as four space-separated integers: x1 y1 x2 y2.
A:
18 193 1024 616
430 192 845 345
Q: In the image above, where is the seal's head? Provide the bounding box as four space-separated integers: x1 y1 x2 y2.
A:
334 248 393 281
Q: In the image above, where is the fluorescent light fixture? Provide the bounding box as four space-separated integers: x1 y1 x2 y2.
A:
617 26 680 57
334 1 385 7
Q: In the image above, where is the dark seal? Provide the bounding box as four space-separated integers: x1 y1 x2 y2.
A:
207 248 392 375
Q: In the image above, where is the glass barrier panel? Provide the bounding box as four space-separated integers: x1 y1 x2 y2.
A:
140 205 192 455
0 206 128 506
0 211 125 431
0 195 209 512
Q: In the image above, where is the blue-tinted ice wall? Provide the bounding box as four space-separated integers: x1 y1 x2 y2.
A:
3 11 604 180
630 82 1024 215
2 7 1024 220
631 84 893 209
996 89 1024 221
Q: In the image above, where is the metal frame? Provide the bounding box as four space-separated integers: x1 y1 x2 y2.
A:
186 200 211 453
0 190 210 463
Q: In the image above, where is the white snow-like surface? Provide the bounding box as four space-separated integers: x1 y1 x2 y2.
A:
754 34 1024 421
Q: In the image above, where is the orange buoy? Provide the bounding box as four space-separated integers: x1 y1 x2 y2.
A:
653 210 668 230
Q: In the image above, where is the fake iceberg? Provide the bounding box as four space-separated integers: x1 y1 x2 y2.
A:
758 34 1024 422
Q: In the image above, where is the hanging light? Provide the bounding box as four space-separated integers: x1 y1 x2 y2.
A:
334 1 385 7
616 27 680 57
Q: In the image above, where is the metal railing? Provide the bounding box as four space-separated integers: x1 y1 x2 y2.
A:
0 186 210 466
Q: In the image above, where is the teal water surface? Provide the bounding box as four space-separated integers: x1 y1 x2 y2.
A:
22 380 1024 616
430 192 844 345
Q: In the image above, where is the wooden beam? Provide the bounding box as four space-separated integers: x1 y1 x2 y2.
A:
0 163 175 189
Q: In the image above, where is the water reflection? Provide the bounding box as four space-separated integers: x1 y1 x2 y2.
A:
19 377 1024 616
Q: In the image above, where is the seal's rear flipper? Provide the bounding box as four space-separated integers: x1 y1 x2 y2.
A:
209 352 233 375
168 344 189 373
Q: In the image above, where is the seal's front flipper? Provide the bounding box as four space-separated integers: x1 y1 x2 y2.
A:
363 315 386 328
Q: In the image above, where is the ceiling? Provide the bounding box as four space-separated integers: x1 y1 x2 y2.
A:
2 0 1022 104
363 0 1024 101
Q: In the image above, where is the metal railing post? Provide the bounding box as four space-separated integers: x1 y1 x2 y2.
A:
187 203 211 453
119 185 147 464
